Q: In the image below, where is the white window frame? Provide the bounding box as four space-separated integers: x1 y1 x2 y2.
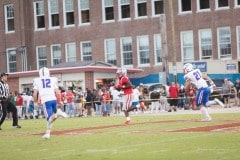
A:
151 0 164 17
199 29 212 60
181 31 194 62
7 48 17 73
178 0 192 14
137 35 150 66
48 0 60 29
118 0 131 21
4 4 15 33
65 42 76 62
235 0 240 8
36 46 47 70
215 0 229 10
196 0 210 12
104 39 116 65
135 0 148 19
34 1 45 31
120 37 133 67
51 44 61 66
237 26 240 59
217 27 232 59
78 0 90 26
63 0 75 27
80 41 92 61
102 0 115 23
154 34 162 65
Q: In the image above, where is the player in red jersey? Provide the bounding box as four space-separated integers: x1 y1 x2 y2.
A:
115 68 136 124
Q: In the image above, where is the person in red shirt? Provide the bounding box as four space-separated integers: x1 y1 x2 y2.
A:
188 84 197 110
16 92 23 118
168 82 179 112
65 88 75 117
100 87 111 116
115 68 136 124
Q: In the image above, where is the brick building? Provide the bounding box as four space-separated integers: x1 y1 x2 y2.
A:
0 0 240 93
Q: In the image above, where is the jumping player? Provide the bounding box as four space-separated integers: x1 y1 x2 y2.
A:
33 67 67 139
183 63 224 121
115 68 136 124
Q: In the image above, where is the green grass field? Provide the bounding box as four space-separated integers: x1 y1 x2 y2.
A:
1 111 240 160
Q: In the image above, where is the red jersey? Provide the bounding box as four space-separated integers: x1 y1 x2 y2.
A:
169 85 178 98
101 92 111 103
118 76 133 94
16 95 23 106
65 92 74 103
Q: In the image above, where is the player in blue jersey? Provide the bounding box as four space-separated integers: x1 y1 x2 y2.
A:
33 67 67 139
183 63 224 121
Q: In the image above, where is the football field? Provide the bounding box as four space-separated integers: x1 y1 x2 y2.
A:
1 106 240 160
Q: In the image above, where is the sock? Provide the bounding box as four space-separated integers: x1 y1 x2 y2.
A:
200 107 210 119
126 117 130 121
46 129 51 135
206 100 216 106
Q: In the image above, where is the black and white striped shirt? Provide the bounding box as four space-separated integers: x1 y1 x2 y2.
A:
0 80 9 99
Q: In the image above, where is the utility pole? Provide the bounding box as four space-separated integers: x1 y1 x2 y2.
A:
160 15 169 85
168 0 177 83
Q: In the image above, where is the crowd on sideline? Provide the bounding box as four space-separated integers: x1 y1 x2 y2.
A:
4 78 240 120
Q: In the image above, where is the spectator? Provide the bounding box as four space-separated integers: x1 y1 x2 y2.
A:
149 90 160 113
85 88 94 116
100 87 111 116
132 86 141 114
28 100 34 119
16 92 24 119
188 84 197 110
234 79 240 107
65 88 75 117
222 79 231 108
168 82 178 112
159 86 168 112
110 87 121 115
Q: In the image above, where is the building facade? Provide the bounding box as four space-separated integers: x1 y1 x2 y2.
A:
0 0 240 92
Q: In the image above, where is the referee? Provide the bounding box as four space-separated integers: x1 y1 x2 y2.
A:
0 72 21 130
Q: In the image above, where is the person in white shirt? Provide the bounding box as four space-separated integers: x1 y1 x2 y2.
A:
33 67 67 139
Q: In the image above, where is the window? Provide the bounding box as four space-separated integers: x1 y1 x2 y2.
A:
215 0 229 9
235 0 240 7
49 0 59 28
199 29 212 59
103 0 114 22
4 4 14 33
237 26 240 58
181 31 194 61
152 0 164 16
197 0 210 11
217 27 231 59
34 1 45 30
135 0 147 18
105 39 116 65
37 46 47 69
51 44 61 66
65 43 76 62
7 49 16 73
121 37 133 66
138 35 150 65
179 0 191 13
63 0 75 26
119 0 130 20
79 0 90 24
81 41 92 61
154 34 162 64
